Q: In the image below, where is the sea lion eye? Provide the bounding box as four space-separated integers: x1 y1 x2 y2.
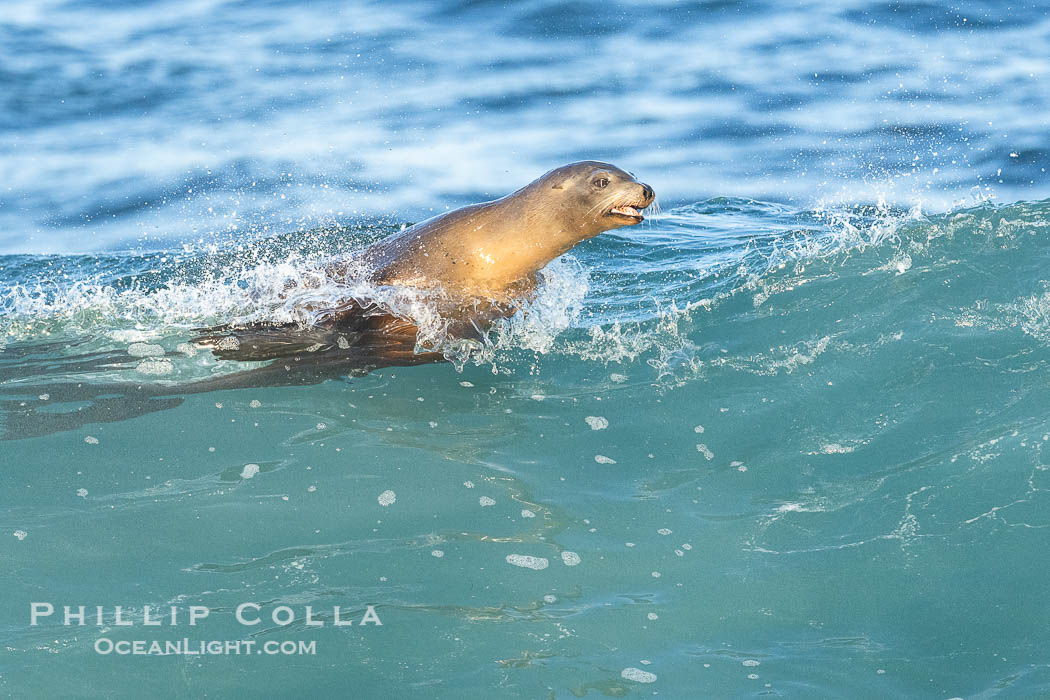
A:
593 178 609 189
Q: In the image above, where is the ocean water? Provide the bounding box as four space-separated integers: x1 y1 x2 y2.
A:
3 0 1050 697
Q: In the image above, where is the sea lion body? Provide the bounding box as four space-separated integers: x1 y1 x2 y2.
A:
202 161 654 364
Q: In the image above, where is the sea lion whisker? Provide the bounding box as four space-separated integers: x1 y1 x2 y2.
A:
583 192 622 221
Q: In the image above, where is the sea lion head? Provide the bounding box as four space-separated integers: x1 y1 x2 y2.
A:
539 161 655 235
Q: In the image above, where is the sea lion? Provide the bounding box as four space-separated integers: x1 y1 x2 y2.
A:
198 161 655 365
0 162 654 439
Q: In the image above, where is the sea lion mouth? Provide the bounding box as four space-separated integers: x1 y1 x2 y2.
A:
607 203 647 223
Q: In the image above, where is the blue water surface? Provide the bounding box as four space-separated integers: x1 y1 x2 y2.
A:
2 0 1048 253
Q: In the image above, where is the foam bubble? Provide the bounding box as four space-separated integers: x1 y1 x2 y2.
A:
505 554 548 570
137 358 173 375
819 443 854 454
378 490 396 506
240 464 260 479
585 416 609 430
621 668 657 683
128 342 165 357
216 336 241 351
560 551 581 566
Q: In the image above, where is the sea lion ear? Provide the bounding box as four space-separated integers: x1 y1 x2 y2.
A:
550 177 566 190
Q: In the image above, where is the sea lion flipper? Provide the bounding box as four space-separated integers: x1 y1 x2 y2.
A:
191 299 417 362
192 322 340 361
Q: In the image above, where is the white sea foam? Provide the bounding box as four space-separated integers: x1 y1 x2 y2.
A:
505 554 548 570
621 668 657 683
0 251 590 373
128 342 165 357
585 416 608 430
137 358 173 375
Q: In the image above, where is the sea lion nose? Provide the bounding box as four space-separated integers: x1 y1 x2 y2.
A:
641 183 654 203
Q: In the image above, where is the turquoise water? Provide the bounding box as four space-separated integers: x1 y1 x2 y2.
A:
6 199 1050 697
4 0 1050 698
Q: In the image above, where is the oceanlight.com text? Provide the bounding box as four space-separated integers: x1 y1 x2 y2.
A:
94 638 317 656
